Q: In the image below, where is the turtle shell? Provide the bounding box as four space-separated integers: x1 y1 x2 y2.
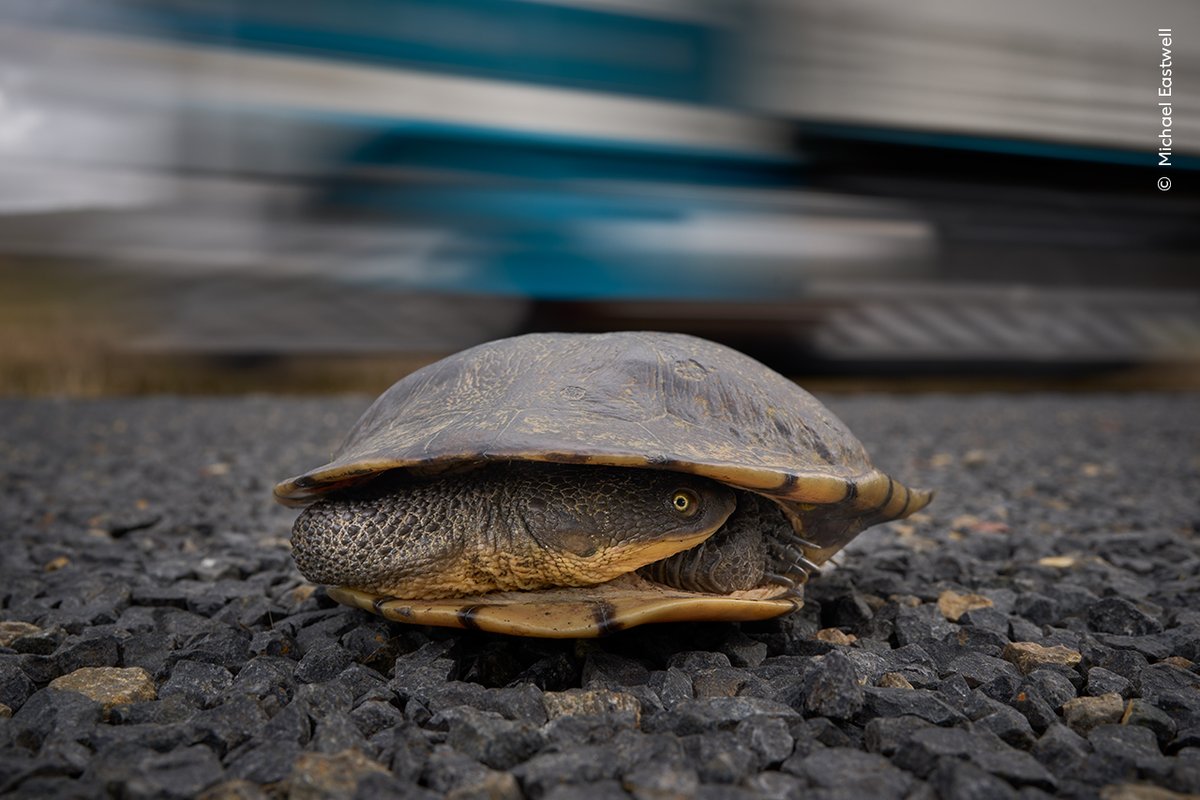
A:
326 577 798 639
275 331 932 635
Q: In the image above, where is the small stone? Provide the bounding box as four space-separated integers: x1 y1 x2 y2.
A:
512 746 621 797
975 703 1037 749
248 629 296 659
0 658 35 710
621 761 700 799
691 667 753 698
929 758 1019 800
1037 556 1077 569
309 714 369 758
736 715 794 767
682 731 758 783
1063 693 1126 735
721 632 768 668
0 702 11 718
1137 663 1200 707
1169 749 1200 793
18 652 62 685
800 650 864 720
9 687 102 752
1089 724 1170 778
45 555 71 571
48 667 156 713
544 689 641 723
10 629 60 656
954 624 1013 656
372 723 431 782
1009 617 1045 643
1087 598 1164 637
189 696 270 757
794 716 857 750
842 649 888 684
1101 649 1151 684
0 621 41 647
1002 642 1083 675
226 739 303 784
433 706 544 770
790 747 914 799
667 651 731 672
171 626 252 671
536 779 625 800
1032 723 1091 779
864 715 935 756
1122 699 1178 748
104 744 224 799
1014 594 1060 627
1011 687 1059 734
333 663 387 702
948 652 1022 691
746 770 807 799
895 727 1057 789
160 660 234 709
878 672 914 690
894 604 955 646
582 652 651 689
1088 667 1133 698
815 628 856 646
861 687 964 726
961 607 1014 638
647 668 692 710
232 656 296 714
643 697 799 735
295 642 353 684
56 633 122 673
196 779 268 800
1098 785 1197 800
282 748 390 798
351 700 405 739
826 592 876 628
1100 633 1178 661
878 644 940 689
1024 669 1078 710
938 590 995 622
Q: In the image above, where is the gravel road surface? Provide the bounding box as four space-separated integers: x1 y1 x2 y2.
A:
1 393 1198 799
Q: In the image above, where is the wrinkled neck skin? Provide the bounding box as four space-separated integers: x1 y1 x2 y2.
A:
290 462 738 599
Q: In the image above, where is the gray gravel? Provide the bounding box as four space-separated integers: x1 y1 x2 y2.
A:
1 392 1198 799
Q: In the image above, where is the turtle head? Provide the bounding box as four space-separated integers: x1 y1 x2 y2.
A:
516 466 737 582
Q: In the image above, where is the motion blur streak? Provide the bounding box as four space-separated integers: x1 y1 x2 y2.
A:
0 0 1197 394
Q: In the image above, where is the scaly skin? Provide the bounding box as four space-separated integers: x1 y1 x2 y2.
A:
637 492 793 593
291 462 738 599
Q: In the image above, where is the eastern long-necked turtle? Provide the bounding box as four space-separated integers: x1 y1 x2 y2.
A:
275 332 931 637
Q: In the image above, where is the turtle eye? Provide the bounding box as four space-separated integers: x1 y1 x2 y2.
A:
670 489 700 517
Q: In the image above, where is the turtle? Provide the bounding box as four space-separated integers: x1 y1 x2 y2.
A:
275 331 932 637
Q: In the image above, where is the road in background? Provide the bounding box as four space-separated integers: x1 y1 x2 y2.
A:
1 1 1198 393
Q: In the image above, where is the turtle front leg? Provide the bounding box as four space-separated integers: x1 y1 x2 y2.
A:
638 491 796 594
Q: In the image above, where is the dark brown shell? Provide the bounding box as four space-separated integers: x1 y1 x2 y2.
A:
276 331 931 561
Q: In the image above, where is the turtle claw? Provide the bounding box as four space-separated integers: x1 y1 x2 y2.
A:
763 572 796 588
785 532 822 550
766 538 822 581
